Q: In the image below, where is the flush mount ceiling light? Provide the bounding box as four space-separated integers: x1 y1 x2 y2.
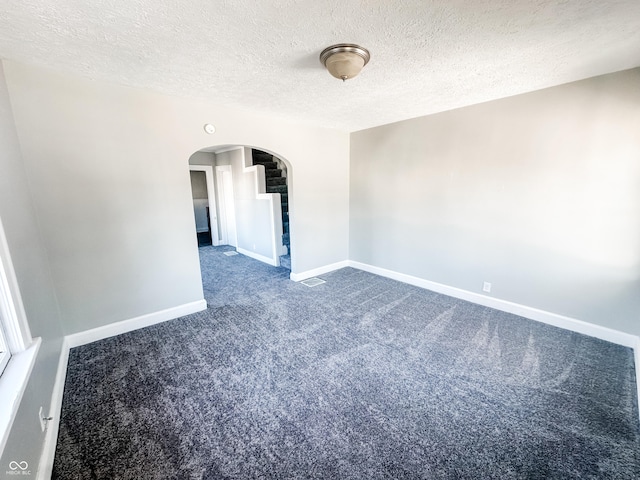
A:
319 43 370 82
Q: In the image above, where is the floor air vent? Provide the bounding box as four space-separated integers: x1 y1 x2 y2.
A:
223 251 238 256
301 277 326 287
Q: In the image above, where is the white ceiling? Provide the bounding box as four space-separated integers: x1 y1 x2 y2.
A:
0 0 639 132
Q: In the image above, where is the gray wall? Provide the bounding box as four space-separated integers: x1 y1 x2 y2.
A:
190 171 209 233
351 68 640 336
3 59 350 335
0 62 64 472
190 171 208 200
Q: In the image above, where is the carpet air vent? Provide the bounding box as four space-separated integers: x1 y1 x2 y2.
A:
223 251 238 256
300 277 326 287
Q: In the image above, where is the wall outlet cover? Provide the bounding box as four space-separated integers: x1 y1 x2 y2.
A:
38 406 46 432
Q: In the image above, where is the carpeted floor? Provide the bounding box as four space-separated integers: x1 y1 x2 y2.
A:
53 246 640 479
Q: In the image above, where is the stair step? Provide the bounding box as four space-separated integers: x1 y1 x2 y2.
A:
279 254 291 270
252 151 273 162
252 148 290 249
265 169 283 178
267 177 286 186
267 185 288 194
254 161 278 170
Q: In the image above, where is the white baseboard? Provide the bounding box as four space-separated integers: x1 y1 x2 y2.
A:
290 260 350 282
286 257 638 350
65 300 207 349
32 265 640 477
236 247 278 267
349 260 640 420
37 299 207 478
348 260 639 349
37 337 70 480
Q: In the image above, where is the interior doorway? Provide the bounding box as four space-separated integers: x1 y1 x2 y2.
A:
189 165 219 247
188 146 292 271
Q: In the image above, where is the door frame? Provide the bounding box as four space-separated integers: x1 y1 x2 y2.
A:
215 165 237 247
189 165 220 246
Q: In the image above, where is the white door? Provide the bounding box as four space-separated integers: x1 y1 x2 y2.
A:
216 166 237 247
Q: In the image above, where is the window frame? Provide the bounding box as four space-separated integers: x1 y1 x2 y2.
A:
0 320 9 376
0 216 38 457
0 218 32 353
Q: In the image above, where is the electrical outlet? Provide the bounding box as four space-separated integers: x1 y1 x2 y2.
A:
483 282 492 293
38 406 46 432
38 406 52 432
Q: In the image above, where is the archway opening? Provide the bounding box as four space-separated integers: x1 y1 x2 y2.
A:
187 145 293 272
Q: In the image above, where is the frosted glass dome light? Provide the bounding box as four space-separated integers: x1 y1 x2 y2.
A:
320 44 370 82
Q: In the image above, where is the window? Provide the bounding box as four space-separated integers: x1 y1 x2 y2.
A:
0 217 32 356
0 216 39 456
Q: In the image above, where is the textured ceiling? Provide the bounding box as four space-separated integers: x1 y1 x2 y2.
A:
0 0 639 132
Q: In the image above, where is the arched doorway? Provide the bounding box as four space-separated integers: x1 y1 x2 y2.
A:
188 145 293 270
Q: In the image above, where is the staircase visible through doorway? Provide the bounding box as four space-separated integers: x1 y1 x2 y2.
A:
252 149 290 269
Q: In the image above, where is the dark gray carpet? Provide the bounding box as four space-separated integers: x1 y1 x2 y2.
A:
53 246 640 479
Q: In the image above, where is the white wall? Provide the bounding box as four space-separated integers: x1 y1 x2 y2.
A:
2 59 350 334
216 147 283 264
0 62 64 472
350 68 640 336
